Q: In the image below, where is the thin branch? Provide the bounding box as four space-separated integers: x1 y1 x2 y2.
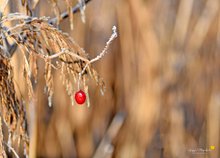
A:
0 0 92 57
46 48 90 63
0 0 9 13
80 26 117 75
49 0 92 25
90 26 117 64
92 112 125 158
77 26 118 90
3 142 20 158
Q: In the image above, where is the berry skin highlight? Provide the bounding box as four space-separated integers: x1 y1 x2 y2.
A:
75 90 86 104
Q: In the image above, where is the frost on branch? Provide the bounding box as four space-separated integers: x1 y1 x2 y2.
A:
0 13 117 108
0 12 117 156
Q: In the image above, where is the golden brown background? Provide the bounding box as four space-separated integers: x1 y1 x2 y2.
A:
2 0 220 157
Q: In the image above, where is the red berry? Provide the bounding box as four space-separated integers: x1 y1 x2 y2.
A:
75 90 86 104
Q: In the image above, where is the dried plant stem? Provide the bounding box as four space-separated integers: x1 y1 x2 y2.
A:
77 26 117 90
93 113 125 158
3 142 19 158
90 26 117 64
187 0 219 52
47 48 89 63
0 0 9 13
78 0 86 23
65 0 74 29
49 0 92 25
1 0 92 58
0 117 6 158
49 0 61 25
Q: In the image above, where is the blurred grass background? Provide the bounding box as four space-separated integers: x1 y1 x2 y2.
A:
2 0 220 157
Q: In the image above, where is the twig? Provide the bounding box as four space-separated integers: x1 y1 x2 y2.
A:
46 48 90 63
92 112 125 158
90 26 117 64
77 26 117 90
0 0 92 58
49 0 92 25
80 26 117 75
3 142 20 158
0 0 9 13
0 31 17 57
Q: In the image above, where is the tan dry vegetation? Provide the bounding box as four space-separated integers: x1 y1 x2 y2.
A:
0 0 220 158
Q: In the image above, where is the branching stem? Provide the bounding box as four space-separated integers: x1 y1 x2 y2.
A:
49 0 92 25
77 26 117 90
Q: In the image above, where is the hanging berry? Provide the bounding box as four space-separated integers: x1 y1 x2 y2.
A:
75 90 86 104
